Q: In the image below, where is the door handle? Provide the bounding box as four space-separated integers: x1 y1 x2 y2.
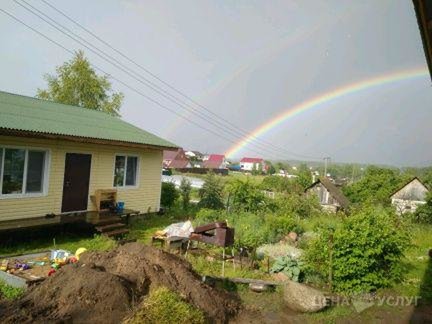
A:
65 180 71 187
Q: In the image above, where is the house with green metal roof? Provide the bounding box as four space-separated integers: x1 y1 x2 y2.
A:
0 91 177 233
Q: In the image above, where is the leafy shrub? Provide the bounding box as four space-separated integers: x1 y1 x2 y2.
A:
263 213 300 243
274 194 322 219
227 178 269 212
0 280 24 300
194 208 224 225
124 287 205 324
161 182 179 208
198 173 225 209
343 166 408 205
179 178 192 210
194 209 301 249
412 192 432 224
305 206 410 293
270 256 303 282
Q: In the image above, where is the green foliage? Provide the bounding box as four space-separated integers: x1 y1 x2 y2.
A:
161 182 179 208
343 166 407 205
179 178 192 210
37 51 123 116
270 256 303 282
0 280 24 300
266 161 276 175
198 172 225 209
296 163 313 188
194 209 301 249
305 206 410 293
274 194 322 219
125 287 205 324
227 178 268 212
260 176 303 194
413 192 432 224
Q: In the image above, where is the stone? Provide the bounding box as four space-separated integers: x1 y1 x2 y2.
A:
272 272 290 282
283 280 328 313
288 231 298 242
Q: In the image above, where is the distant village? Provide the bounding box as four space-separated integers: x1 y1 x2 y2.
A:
163 148 271 175
163 148 430 217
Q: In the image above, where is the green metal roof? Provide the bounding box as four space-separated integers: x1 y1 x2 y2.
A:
0 91 177 149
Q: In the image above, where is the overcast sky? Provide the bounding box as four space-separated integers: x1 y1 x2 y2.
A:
1 0 431 166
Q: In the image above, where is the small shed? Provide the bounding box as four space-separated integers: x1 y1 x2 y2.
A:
305 177 350 212
390 177 429 215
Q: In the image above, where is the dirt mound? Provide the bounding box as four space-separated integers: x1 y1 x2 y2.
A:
0 243 240 324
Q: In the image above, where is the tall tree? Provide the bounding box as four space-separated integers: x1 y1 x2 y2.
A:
37 51 123 116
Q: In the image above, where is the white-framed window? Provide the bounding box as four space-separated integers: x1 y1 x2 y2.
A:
0 147 49 198
113 155 139 188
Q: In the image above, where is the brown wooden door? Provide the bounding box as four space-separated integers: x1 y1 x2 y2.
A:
61 153 92 213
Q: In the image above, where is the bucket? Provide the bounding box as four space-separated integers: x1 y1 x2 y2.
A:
116 202 125 213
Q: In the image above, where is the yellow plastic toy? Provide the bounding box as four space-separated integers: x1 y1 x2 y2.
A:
75 247 88 261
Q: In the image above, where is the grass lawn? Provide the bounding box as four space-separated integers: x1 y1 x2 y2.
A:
1 212 431 323
0 227 115 257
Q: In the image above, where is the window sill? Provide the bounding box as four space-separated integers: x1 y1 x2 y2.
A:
114 186 139 190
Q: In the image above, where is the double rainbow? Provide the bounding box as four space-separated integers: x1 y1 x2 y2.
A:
225 67 429 158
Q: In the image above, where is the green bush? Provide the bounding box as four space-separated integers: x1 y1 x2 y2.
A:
194 209 301 249
227 178 269 212
125 287 205 324
412 192 432 224
179 178 192 210
342 166 408 205
305 206 410 293
161 182 179 208
0 280 24 300
274 194 322 219
264 213 301 243
198 172 225 209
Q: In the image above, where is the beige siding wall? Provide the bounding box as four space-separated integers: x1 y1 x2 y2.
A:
0 136 163 221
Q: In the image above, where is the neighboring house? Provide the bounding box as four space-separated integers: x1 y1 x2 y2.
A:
163 148 191 169
203 154 227 169
305 177 350 212
0 91 177 224
240 157 266 172
185 150 203 160
390 177 429 215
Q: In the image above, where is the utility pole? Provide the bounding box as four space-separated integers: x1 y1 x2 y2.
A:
323 157 331 178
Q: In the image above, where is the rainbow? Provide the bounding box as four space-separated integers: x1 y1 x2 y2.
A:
225 67 429 158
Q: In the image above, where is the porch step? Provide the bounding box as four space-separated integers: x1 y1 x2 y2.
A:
103 228 129 238
94 217 123 226
95 223 125 233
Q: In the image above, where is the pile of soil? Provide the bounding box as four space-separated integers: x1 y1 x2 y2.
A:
0 243 240 323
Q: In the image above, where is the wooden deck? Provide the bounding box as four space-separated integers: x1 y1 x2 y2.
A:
0 209 139 232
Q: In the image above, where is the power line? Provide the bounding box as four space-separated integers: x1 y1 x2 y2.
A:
15 0 295 159
0 8 278 159
39 0 321 160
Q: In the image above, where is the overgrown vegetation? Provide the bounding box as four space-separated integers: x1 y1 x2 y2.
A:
124 287 205 324
305 206 410 293
161 182 179 208
198 172 225 209
0 280 24 300
270 255 303 282
179 178 192 210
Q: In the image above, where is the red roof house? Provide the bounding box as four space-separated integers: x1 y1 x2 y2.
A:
203 154 227 169
240 157 266 172
163 149 191 169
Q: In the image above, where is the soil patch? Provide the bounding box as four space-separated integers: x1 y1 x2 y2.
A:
0 243 240 323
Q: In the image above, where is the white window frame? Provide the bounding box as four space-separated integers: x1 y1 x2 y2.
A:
113 154 140 189
0 145 51 199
